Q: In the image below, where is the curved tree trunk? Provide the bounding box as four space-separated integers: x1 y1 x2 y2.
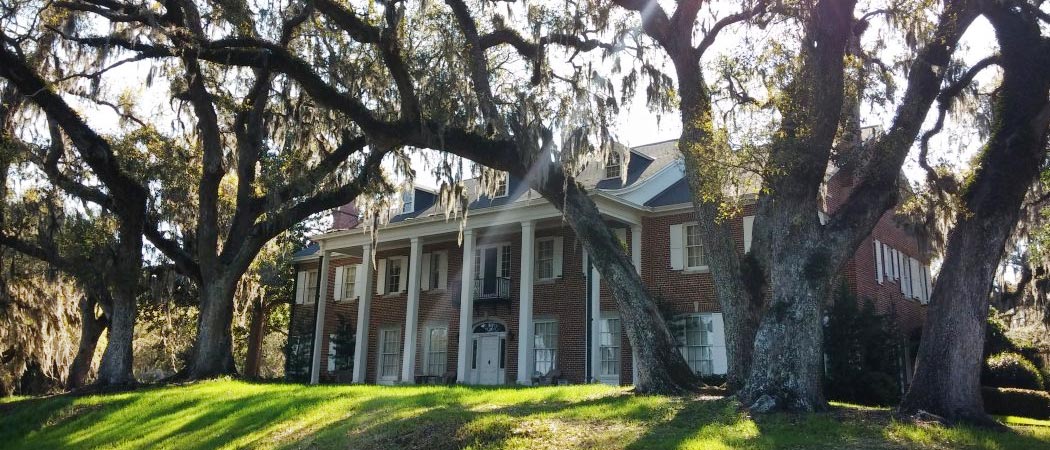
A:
67 293 108 389
901 6 1050 425
96 221 142 387
244 295 267 379
185 275 239 379
533 173 698 394
676 58 763 391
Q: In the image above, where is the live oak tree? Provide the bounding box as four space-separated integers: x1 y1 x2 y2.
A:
0 1 390 380
603 0 979 410
900 1 1050 425
41 0 702 391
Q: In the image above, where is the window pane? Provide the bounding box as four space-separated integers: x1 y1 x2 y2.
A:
501 246 511 278
533 321 558 377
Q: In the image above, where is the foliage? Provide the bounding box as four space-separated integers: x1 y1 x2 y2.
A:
285 333 313 383
823 286 903 406
0 252 81 395
984 352 1046 391
328 315 355 375
1 380 1048 450
982 387 1050 420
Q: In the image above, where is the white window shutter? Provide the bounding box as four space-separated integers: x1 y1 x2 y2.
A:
420 252 431 290
874 240 883 283
295 271 307 304
553 236 564 277
354 263 364 299
924 265 933 304
376 258 387 295
669 224 684 270
909 257 921 299
743 216 755 253
438 251 448 289
334 266 345 301
710 313 727 375
398 256 409 293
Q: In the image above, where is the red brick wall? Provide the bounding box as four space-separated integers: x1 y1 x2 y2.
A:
827 171 928 336
291 182 929 384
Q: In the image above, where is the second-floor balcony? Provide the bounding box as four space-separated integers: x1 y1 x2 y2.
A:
474 276 511 301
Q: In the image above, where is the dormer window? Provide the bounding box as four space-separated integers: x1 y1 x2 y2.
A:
605 153 622 179
401 190 415 214
494 173 509 198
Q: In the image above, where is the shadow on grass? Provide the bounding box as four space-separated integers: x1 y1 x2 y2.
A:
5 382 1049 450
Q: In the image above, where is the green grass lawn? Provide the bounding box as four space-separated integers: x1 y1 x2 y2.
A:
1 379 1047 450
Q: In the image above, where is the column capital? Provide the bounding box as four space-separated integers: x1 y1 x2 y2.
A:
520 220 535 228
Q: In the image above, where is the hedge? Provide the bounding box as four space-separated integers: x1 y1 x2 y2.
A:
982 386 1050 419
984 352 1046 391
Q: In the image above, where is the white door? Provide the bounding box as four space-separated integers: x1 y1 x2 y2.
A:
477 335 500 385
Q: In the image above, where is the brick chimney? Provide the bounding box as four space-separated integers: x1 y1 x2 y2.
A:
332 202 360 230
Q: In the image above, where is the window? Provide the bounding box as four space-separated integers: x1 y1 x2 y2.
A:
425 327 448 376
494 173 509 198
534 320 557 377
475 244 511 279
679 315 714 375
605 152 621 179
536 239 555 280
387 258 402 294
501 245 512 277
685 224 707 269
401 190 414 214
599 317 621 378
342 265 357 300
429 253 442 290
379 328 401 380
304 270 319 304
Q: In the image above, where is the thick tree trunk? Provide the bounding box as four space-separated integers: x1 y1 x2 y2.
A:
534 174 698 394
738 213 830 412
186 276 239 379
96 222 142 387
243 296 267 379
675 59 763 391
901 7 1050 425
67 293 108 389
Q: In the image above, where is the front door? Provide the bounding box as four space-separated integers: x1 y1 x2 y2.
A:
482 247 498 296
477 335 500 385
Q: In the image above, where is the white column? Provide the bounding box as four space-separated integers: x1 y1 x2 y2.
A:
630 224 641 385
352 243 374 383
589 262 601 383
310 249 332 385
401 238 423 383
456 229 476 383
516 221 535 385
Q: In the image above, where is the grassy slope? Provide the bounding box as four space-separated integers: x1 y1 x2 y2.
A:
1 379 1047 450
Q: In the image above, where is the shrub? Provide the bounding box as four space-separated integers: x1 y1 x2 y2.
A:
984 352 1046 391
982 386 1050 419
823 286 903 406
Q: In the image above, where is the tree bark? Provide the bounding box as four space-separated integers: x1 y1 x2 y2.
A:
244 295 267 379
674 48 764 391
901 5 1050 425
67 292 109 389
185 275 239 379
95 220 142 387
532 171 699 394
